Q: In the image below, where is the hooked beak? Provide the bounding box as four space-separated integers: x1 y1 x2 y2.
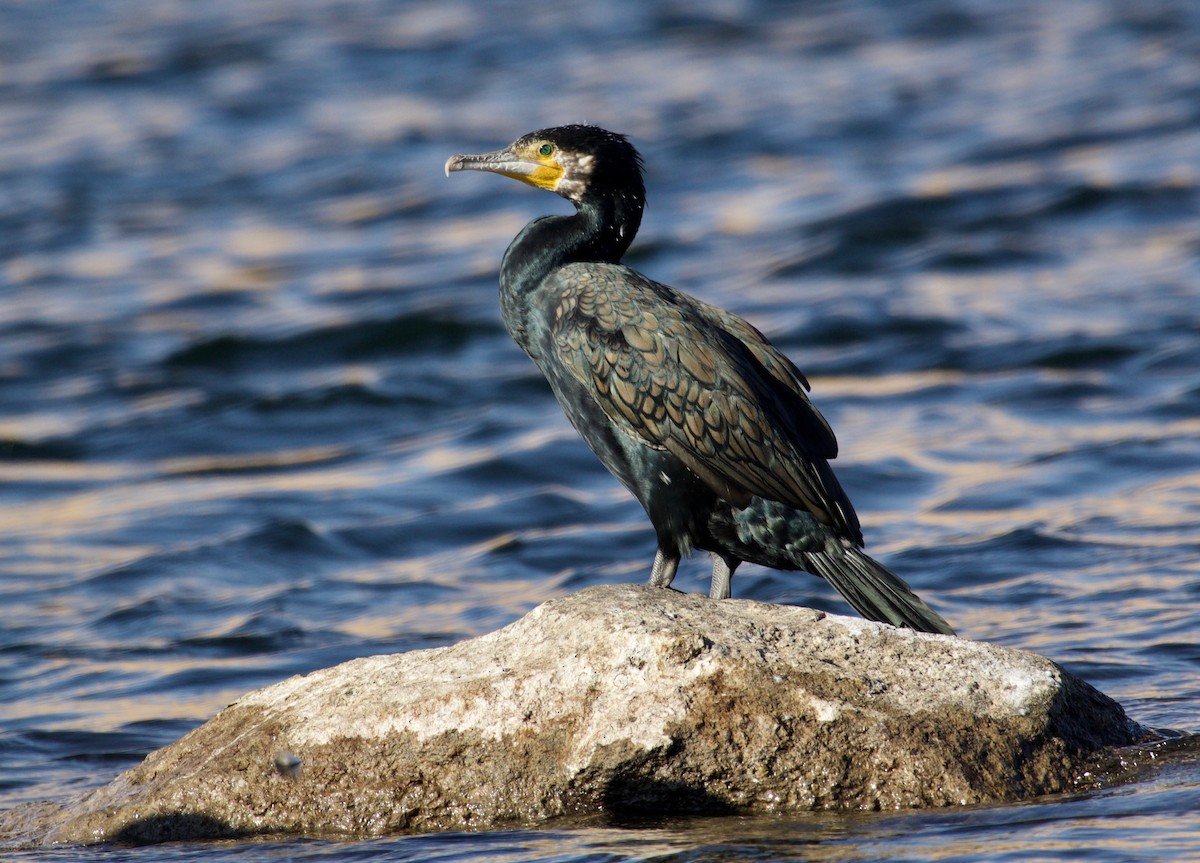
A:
445 147 518 178
444 146 564 192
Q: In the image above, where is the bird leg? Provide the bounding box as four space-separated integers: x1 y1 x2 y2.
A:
709 554 738 599
648 549 679 589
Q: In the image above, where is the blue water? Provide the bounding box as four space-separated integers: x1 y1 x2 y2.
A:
2 0 1200 859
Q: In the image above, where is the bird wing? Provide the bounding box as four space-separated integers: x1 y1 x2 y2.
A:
679 292 839 459
544 263 859 537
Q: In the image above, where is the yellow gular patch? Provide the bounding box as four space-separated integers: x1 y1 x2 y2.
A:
512 162 564 191
505 142 564 191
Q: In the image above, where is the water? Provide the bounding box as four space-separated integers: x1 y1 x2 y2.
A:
2 0 1199 859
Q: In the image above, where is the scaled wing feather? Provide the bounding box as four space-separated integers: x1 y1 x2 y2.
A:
545 263 858 538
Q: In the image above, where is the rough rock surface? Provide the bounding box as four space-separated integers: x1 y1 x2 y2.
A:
7 585 1140 846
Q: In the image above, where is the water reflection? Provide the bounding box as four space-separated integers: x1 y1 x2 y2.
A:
2 0 1200 858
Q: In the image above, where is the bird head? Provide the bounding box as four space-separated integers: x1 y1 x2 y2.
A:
445 124 645 206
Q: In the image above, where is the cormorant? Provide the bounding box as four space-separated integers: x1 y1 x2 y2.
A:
445 125 954 635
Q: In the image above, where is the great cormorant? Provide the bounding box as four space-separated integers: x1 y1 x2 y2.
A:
445 124 954 635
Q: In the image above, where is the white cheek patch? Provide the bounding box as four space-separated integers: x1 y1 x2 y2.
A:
556 152 595 201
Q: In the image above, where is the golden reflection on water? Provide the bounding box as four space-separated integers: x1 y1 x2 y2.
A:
2 658 250 734
0 455 371 543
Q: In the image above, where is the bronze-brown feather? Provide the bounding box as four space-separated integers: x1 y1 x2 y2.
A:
547 262 858 538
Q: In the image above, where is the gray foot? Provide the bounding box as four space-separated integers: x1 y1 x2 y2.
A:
648 549 679 589
709 555 735 599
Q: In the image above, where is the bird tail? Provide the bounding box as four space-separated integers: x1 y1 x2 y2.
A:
801 546 955 635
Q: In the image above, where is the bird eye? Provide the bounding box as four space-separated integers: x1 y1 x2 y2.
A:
538 143 555 157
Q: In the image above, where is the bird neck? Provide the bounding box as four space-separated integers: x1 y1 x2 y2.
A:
499 192 644 349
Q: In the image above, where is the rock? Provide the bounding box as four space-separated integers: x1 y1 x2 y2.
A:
6 585 1141 846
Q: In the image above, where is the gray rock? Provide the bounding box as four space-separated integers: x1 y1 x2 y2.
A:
6 585 1141 846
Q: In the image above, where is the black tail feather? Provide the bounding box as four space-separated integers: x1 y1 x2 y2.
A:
801 547 955 635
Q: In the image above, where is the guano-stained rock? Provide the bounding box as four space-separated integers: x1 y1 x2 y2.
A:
5 585 1141 846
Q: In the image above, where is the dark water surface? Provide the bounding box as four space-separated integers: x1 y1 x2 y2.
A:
3 1 1200 860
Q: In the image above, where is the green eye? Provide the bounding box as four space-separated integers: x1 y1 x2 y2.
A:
538 143 555 157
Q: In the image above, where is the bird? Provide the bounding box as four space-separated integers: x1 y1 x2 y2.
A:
445 124 954 635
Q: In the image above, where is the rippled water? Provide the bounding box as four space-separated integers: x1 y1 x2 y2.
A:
3 1 1200 860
